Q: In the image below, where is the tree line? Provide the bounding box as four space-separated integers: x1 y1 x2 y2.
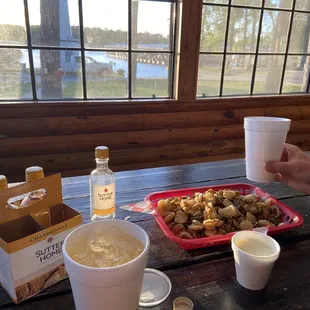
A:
0 24 169 47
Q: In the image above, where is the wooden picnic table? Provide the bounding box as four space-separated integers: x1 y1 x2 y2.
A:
2 158 310 309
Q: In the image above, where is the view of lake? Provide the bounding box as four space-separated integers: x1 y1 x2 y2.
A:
21 46 170 79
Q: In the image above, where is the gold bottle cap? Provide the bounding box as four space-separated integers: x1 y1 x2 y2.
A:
0 175 8 190
95 146 109 159
173 297 194 310
25 166 44 182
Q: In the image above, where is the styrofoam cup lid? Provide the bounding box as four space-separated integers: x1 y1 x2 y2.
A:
139 268 171 307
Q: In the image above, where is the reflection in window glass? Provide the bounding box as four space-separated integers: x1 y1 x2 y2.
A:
200 6 228 52
282 56 310 93
0 49 32 99
254 55 284 94
132 53 171 97
83 0 128 49
85 51 128 98
223 54 254 95
289 13 310 54
197 55 223 96
0 0 27 45
204 0 228 4
29 0 80 47
265 0 293 9
228 8 260 53
232 0 262 7
132 1 173 51
295 0 310 11
33 49 83 99
259 10 290 53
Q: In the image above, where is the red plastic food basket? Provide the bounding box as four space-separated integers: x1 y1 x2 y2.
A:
145 183 304 250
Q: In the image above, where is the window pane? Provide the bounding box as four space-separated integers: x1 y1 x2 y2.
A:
85 51 128 98
29 0 80 47
204 0 228 4
33 49 83 99
200 6 228 52
223 54 254 95
0 48 32 99
132 1 173 51
289 12 310 53
282 55 310 93
232 0 262 7
295 0 310 11
0 0 27 45
197 54 223 96
228 8 260 53
254 55 284 94
265 0 293 9
83 0 128 49
132 53 171 97
259 10 290 53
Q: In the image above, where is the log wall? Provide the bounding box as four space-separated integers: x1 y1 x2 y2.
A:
0 95 309 181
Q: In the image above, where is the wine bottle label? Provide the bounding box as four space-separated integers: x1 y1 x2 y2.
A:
93 183 115 216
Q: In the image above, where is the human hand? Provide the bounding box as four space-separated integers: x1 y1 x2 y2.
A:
264 143 310 194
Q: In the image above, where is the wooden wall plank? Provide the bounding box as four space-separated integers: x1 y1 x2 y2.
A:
0 108 265 138
0 126 245 157
0 140 246 177
266 105 310 120
1 95 310 119
0 121 307 157
2 133 310 181
0 95 309 181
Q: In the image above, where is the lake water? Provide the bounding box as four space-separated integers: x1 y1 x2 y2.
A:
21 49 169 79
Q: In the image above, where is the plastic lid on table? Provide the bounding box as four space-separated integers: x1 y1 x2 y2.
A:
139 268 171 307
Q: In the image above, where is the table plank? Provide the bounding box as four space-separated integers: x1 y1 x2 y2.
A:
65 176 307 223
2 159 310 308
61 159 247 200
1 194 310 309
5 239 310 310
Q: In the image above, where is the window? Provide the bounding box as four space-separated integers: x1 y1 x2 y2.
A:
198 0 310 97
0 0 176 100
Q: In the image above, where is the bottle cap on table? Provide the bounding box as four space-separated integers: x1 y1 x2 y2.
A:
95 146 109 159
173 297 194 310
139 268 171 307
25 166 44 182
0 175 8 190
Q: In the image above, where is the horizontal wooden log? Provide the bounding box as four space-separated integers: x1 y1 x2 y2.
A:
0 126 245 157
0 108 265 138
265 105 310 120
0 121 307 157
2 133 310 181
1 95 310 119
0 140 246 178
1 104 309 139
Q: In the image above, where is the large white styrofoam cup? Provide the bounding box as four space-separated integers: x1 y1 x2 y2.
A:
232 231 280 291
244 117 291 183
63 220 150 310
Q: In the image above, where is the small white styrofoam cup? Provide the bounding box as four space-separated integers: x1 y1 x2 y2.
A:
232 231 280 291
63 220 150 310
244 117 291 183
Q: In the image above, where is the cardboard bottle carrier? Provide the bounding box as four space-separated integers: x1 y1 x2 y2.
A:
0 174 82 304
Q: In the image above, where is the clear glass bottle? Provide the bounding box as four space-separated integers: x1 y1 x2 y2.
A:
20 166 46 208
90 146 116 221
0 175 8 191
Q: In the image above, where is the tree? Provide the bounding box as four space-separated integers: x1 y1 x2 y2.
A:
40 0 62 99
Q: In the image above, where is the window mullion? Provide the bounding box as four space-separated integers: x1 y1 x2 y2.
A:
24 0 37 100
250 0 265 95
279 0 297 94
78 0 87 100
